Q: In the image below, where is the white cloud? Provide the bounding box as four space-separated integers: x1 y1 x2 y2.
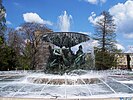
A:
71 39 99 53
115 43 125 51
125 45 133 53
23 12 53 25
70 32 96 53
88 12 127 52
81 0 106 4
15 26 22 30
125 50 133 53
109 0 133 39
88 12 104 25
79 31 92 35
91 40 99 47
6 21 12 25
88 0 133 39
124 33 133 39
86 0 98 4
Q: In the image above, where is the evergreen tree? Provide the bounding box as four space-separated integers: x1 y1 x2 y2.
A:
93 11 117 70
0 0 6 45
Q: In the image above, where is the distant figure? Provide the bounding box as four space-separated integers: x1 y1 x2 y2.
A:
76 45 83 57
75 45 85 66
127 54 131 71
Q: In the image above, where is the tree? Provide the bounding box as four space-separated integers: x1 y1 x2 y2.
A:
93 11 117 70
0 2 21 71
6 28 24 69
0 0 6 45
0 27 23 70
19 22 52 70
0 45 19 70
7 28 23 51
0 0 9 70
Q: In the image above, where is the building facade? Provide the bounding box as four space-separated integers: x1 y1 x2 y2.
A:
116 53 133 69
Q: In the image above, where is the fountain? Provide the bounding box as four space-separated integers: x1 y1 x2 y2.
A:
0 11 133 99
42 31 91 74
0 70 133 99
0 32 133 99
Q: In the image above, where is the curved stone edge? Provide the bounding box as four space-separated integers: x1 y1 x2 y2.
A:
27 77 101 85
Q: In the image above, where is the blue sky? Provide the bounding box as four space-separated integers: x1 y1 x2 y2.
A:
3 0 133 52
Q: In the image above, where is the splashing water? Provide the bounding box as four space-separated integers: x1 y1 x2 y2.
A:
58 11 72 32
0 70 133 99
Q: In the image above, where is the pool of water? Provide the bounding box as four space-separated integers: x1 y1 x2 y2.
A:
0 70 133 99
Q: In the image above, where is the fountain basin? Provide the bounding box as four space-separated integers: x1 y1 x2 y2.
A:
0 70 133 99
27 75 102 85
